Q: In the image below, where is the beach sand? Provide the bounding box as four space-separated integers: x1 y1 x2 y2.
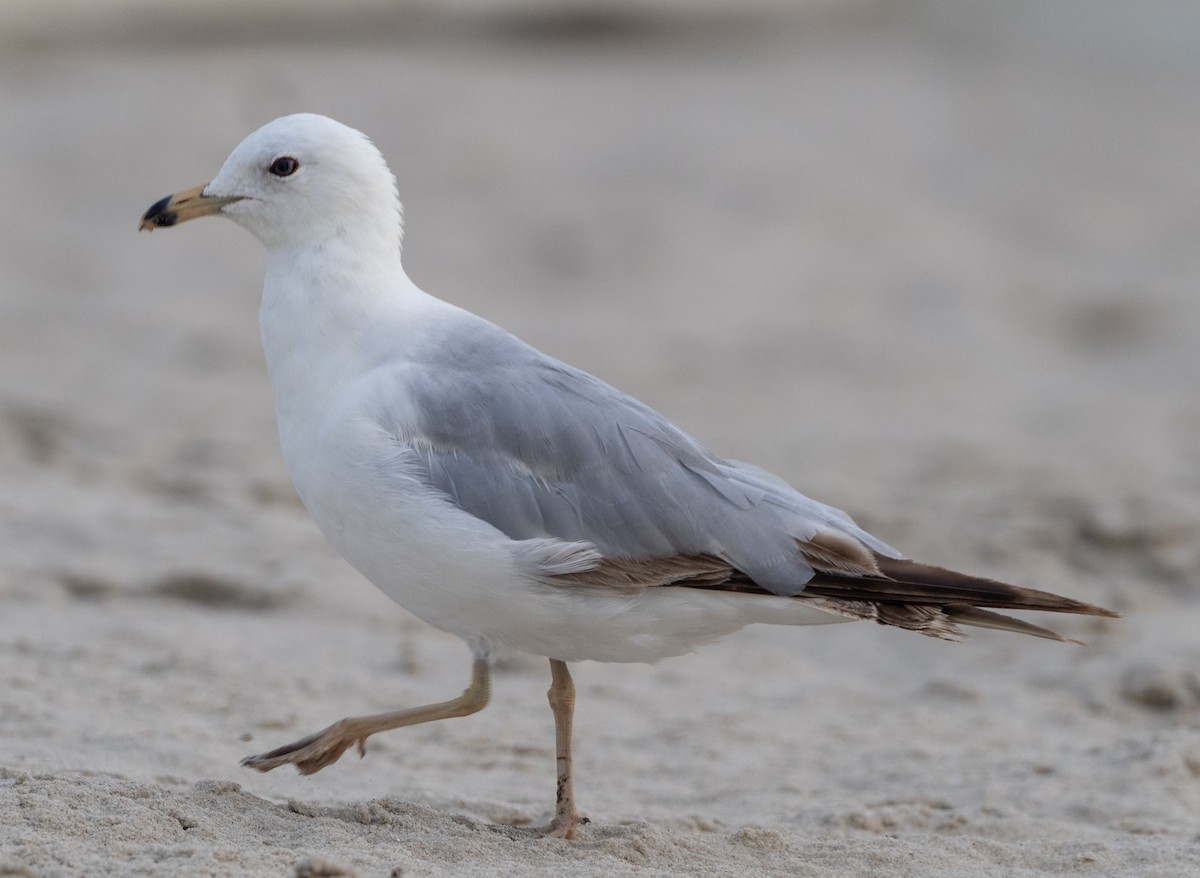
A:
1 1 1198 874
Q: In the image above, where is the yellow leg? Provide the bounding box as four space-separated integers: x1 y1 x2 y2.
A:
242 659 490 775
544 658 583 838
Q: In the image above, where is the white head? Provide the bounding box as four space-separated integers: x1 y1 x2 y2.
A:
140 114 403 254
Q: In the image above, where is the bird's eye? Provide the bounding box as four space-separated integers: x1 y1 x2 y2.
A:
269 156 300 177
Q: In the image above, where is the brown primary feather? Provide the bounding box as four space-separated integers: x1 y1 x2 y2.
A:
551 554 733 590
549 550 1118 643
805 555 1119 617
802 596 967 641
799 528 881 576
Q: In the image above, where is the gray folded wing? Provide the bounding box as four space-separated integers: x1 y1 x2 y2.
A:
379 314 898 596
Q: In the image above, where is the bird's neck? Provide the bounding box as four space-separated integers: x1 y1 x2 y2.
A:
258 236 421 435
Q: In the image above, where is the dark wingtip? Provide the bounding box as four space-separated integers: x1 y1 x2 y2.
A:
854 555 1122 618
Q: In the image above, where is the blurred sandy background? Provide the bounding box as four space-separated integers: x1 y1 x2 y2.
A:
1 1 1199 875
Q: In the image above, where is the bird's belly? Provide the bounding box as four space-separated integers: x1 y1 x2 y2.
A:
290 451 525 641
281 423 847 663
310 478 846 662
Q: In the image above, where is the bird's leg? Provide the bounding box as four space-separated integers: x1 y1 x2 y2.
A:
543 658 583 838
241 658 490 775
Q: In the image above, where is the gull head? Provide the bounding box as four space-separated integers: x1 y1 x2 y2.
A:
140 113 402 252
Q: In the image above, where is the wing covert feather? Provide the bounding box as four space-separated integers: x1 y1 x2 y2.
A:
378 313 897 594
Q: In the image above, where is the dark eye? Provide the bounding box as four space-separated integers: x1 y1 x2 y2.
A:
269 156 299 177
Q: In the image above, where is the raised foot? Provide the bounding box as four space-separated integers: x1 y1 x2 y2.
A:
241 719 366 775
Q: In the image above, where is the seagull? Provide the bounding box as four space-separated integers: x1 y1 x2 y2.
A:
140 113 1117 837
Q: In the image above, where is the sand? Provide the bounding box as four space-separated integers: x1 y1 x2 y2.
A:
2 1 1199 875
